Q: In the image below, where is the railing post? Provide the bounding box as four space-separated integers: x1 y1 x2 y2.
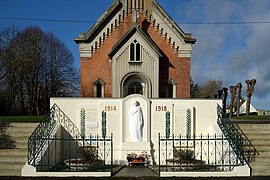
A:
111 133 113 175
221 134 224 171
158 133 161 176
214 134 217 171
102 111 107 139
200 134 203 171
186 108 192 139
102 111 107 165
165 111 170 139
172 134 175 172
207 134 210 168
80 108 85 138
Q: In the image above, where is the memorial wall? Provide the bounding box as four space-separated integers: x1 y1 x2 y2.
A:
50 95 222 163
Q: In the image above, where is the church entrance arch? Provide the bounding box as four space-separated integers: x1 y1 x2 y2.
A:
121 73 151 98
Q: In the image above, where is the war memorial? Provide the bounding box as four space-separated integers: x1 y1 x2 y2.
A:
21 0 258 178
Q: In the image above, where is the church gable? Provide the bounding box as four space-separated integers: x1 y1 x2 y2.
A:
109 25 162 60
151 1 196 57
109 26 161 98
75 0 195 58
76 0 195 98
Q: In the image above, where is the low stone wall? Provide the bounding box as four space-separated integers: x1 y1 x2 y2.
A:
258 110 270 116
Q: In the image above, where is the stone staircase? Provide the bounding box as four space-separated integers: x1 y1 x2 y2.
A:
0 123 38 176
0 122 269 177
237 123 270 176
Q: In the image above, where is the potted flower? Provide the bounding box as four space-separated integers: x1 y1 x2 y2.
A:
127 152 137 162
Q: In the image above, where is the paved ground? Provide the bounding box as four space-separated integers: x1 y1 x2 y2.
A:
0 166 269 180
0 176 270 180
113 166 158 177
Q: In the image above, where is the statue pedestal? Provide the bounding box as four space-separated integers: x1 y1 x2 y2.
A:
121 141 151 151
120 141 151 163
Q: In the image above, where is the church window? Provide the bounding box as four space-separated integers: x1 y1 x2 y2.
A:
96 83 102 97
136 43 141 61
167 78 177 98
130 40 141 62
168 83 173 98
130 43 135 61
94 78 105 98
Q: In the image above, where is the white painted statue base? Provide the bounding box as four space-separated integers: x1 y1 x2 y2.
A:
121 141 151 151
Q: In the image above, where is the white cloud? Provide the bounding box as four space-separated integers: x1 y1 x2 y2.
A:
158 0 270 109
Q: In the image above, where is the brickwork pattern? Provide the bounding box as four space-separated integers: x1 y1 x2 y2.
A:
80 9 190 98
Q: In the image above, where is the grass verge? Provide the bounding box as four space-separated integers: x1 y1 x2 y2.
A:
231 115 270 120
0 116 44 123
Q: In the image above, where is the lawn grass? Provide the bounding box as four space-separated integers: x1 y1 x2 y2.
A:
231 115 270 120
0 116 44 123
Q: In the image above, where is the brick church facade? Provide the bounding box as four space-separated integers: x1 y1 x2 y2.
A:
75 0 195 98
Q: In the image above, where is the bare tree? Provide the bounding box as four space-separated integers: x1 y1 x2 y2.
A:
190 77 200 98
196 79 223 98
0 26 79 115
245 79 256 116
229 85 237 118
0 26 22 115
236 82 242 117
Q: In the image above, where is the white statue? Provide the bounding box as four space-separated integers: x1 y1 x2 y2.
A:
128 100 143 142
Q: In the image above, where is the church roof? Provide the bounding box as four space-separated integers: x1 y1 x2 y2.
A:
74 0 196 44
152 1 196 44
108 24 162 58
74 0 122 43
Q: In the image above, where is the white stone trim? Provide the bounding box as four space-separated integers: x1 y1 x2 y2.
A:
152 7 193 58
112 32 160 98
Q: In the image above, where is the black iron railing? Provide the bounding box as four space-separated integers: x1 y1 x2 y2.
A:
28 114 58 166
28 104 83 165
217 104 259 163
35 134 113 173
158 133 242 174
28 103 114 173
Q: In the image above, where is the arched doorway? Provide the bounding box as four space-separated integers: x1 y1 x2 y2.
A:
128 81 143 95
121 73 151 98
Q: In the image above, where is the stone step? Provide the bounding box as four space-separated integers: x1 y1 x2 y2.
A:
237 123 270 176
248 141 270 146
13 142 28 149
6 123 37 135
0 162 25 169
242 132 270 136
257 152 270 157
0 154 27 163
250 162 270 171
238 127 270 132
238 124 270 128
241 131 270 135
248 140 270 146
0 148 28 156
253 146 270 152
0 169 21 176
253 171 270 176
9 123 39 128
7 124 37 131
252 157 270 163
11 136 30 143
6 129 35 137
250 161 270 166
0 123 38 176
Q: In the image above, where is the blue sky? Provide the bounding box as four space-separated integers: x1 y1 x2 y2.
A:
1 0 270 110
